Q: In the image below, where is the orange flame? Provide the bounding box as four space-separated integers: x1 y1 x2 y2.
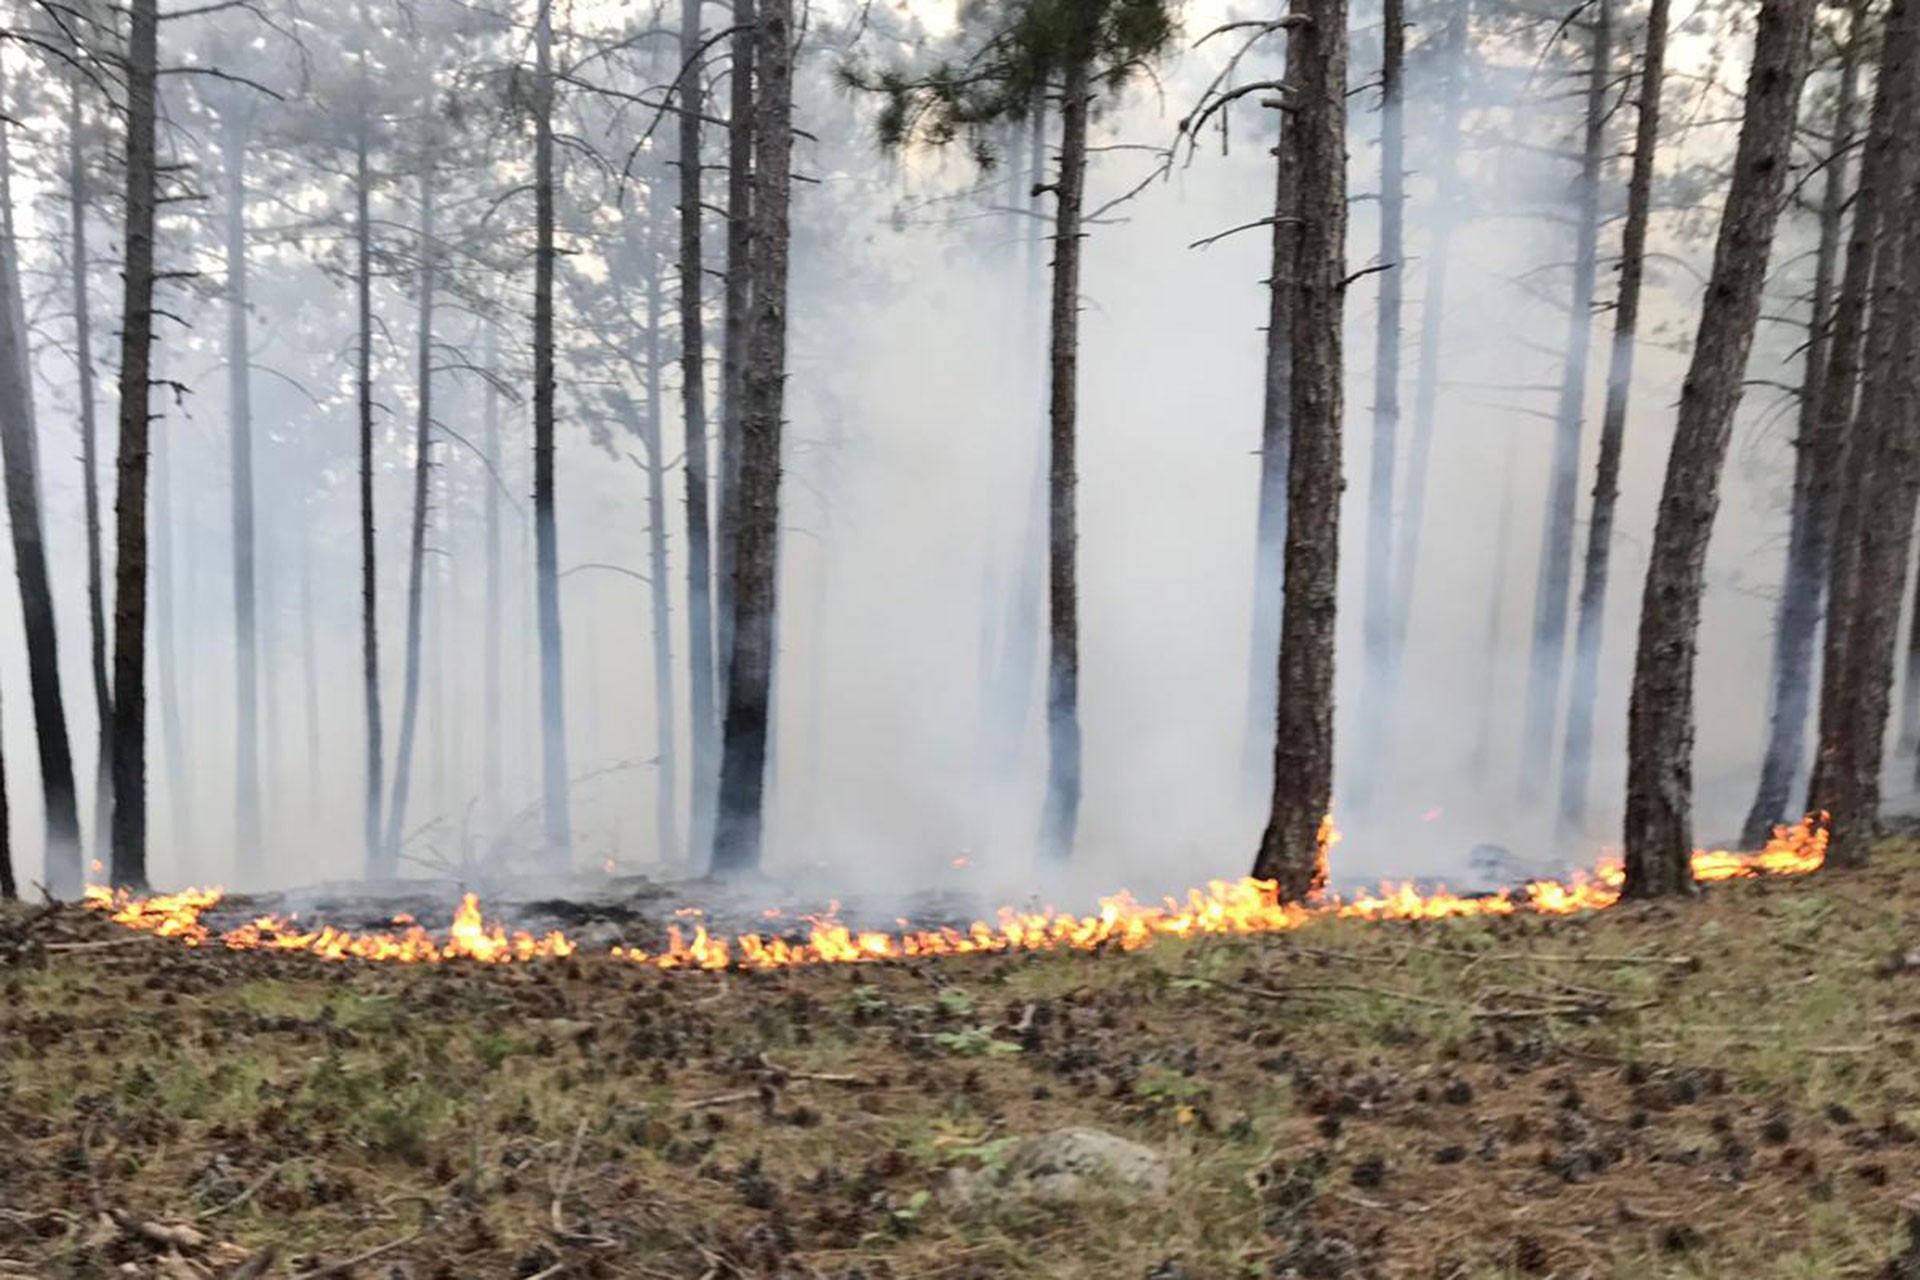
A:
83 816 1827 970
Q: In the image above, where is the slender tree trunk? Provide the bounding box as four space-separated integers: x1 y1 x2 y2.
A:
482 327 504 828
0 701 12 899
1471 448 1520 777
1521 0 1612 806
1037 44 1091 864
300 499 321 818
718 0 755 708
221 109 262 870
1557 0 1670 837
382 166 438 870
152 368 190 873
356 122 384 878
1742 0 1867 845
0 73 83 895
1809 0 1920 865
1350 0 1405 811
1388 0 1469 681
677 0 719 868
1621 0 1816 896
69 78 112 870
1242 83 1299 801
711 0 794 874
534 0 572 861
1255 0 1347 901
643 198 681 867
109 0 161 890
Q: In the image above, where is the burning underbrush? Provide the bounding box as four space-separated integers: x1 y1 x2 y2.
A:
78 816 1829 970
3 826 1916 1280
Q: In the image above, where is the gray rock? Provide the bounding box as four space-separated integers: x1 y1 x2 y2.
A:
947 1127 1171 1204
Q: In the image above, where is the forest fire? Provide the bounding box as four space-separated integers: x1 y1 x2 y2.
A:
80 816 1829 970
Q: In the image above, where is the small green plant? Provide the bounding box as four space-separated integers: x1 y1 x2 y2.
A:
931 1027 1019 1058
935 986 974 1017
846 986 890 1017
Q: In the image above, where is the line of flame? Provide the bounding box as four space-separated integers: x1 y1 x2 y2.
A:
81 816 1827 970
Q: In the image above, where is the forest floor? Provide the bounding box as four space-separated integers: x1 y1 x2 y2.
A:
4 847 1920 1280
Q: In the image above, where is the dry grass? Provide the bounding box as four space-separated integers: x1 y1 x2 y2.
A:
3 844 1919 1279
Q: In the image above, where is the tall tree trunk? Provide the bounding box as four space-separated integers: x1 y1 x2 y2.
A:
1387 0 1469 683
152 365 191 873
1254 0 1347 901
482 326 504 828
643 196 681 866
678 0 719 867
1350 0 1405 810
382 166 438 871
69 76 112 869
0 696 12 899
1470 449 1520 776
109 0 161 890
1037 43 1091 864
1521 0 1612 806
1242 79 1300 802
1742 0 1867 846
0 71 84 895
300 498 321 818
534 0 572 860
222 109 262 870
1621 0 1815 896
711 0 794 874
1809 0 1920 865
1557 0 1671 837
718 0 755 709
356 122 384 878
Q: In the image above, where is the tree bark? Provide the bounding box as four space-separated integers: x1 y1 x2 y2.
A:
711 0 794 874
0 697 12 899
718 0 755 711
1254 0 1346 902
534 0 573 861
643 194 681 866
1521 0 1612 807
677 0 720 868
382 165 438 871
1350 0 1405 811
1387 0 1469 687
0 69 84 895
1621 0 1815 897
1808 0 1920 866
68 75 113 870
1242 96 1299 802
355 118 384 879
1741 0 1866 846
1557 0 1671 837
109 0 162 890
1037 39 1091 864
222 106 262 870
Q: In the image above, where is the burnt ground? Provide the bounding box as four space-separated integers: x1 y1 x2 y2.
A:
4 847 1920 1280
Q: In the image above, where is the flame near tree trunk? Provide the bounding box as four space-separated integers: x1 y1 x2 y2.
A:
83 816 1828 970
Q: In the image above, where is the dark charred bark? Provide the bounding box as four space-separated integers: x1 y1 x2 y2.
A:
678 0 719 868
109 0 161 890
718 0 755 708
1388 0 1469 681
1622 0 1816 896
356 120 383 879
222 107 262 869
1558 0 1671 837
711 0 794 874
534 0 573 860
1522 0 1612 807
69 76 112 866
382 166 438 872
1741 0 1866 846
0 704 11 899
1037 38 1091 864
1809 0 1920 866
1255 0 1346 902
0 72 83 895
1350 0 1405 811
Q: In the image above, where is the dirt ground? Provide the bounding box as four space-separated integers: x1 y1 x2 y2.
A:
3 846 1919 1280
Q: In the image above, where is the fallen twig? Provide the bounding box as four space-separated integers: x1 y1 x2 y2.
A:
196 1161 294 1221
550 1118 590 1235
291 1227 426 1280
1207 977 1456 1009
1469 998 1658 1021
